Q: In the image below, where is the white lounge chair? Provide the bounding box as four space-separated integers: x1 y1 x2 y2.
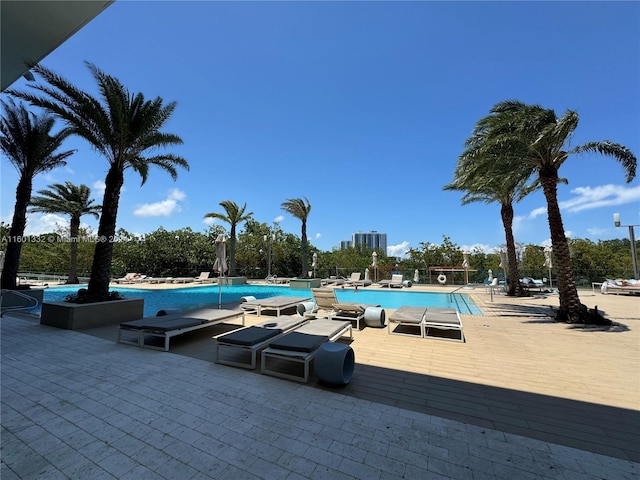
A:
310 288 385 329
379 274 404 288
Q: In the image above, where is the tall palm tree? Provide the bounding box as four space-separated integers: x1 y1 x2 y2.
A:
0 98 74 289
281 197 312 277
445 104 545 296
29 182 101 284
204 201 253 276
492 100 637 323
8 62 188 300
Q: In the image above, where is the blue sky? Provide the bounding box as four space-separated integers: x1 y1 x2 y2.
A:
2 1 639 257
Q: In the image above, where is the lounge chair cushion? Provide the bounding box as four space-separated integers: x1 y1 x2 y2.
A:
218 326 283 346
269 332 329 353
138 317 206 332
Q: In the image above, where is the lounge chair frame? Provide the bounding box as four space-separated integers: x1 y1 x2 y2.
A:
240 295 312 317
118 308 245 351
388 306 465 342
214 316 309 369
310 288 380 330
261 319 352 383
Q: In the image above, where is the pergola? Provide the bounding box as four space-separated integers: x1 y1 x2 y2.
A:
428 266 476 285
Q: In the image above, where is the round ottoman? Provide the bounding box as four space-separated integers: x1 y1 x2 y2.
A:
314 343 355 386
364 307 386 328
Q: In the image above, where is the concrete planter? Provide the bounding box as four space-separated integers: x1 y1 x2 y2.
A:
289 278 322 289
41 298 144 330
219 276 247 285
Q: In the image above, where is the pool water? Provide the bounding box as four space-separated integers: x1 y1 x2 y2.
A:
40 284 482 316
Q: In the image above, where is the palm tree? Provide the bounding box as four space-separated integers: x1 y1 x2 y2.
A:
204 201 253 276
29 182 101 284
8 62 188 300
0 98 74 289
492 100 637 323
445 105 545 296
281 197 312 277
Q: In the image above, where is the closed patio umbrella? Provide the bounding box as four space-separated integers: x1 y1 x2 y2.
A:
364 267 370 281
213 234 227 308
413 269 419 283
462 252 469 284
544 246 553 287
312 252 318 278
499 250 508 283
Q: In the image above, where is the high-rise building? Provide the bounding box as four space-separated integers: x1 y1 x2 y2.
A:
345 231 387 253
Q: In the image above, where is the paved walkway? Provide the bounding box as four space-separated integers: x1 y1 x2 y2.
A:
2 313 638 479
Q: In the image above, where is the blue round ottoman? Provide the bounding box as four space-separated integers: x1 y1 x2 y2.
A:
314 343 354 386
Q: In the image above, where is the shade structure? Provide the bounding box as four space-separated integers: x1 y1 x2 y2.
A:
213 234 227 309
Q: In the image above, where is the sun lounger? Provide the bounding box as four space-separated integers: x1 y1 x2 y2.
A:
261 318 352 383
423 307 465 342
194 272 216 284
113 272 140 284
240 295 312 316
344 272 372 287
378 274 404 288
321 276 346 286
310 287 384 329
214 316 308 369
388 306 464 342
601 279 640 295
118 307 245 351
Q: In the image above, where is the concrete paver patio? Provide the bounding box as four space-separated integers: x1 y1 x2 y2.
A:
1 285 639 479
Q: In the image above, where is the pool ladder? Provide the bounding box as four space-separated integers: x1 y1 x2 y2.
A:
0 289 40 317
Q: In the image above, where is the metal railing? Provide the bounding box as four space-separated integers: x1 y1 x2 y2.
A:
1 289 40 316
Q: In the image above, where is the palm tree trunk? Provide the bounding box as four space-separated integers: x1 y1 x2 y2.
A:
87 166 123 298
540 168 584 322
229 225 237 276
1 178 31 289
301 222 308 277
66 215 80 284
500 203 525 296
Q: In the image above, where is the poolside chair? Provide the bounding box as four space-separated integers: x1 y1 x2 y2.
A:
214 315 309 369
113 272 138 284
310 288 385 329
261 318 353 383
379 274 404 288
194 272 215 284
485 277 502 294
118 307 245 351
240 295 313 317
388 306 465 342
343 272 372 287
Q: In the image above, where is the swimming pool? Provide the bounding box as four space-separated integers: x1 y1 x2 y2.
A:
40 285 482 316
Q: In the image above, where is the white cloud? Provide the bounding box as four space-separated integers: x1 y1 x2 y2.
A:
527 184 640 219
274 215 284 224
93 180 106 197
461 243 493 254
315 232 321 240
560 184 640 213
203 216 217 226
387 241 410 258
24 214 66 235
134 189 186 217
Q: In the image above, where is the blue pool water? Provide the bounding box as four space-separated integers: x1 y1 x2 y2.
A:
41 285 482 316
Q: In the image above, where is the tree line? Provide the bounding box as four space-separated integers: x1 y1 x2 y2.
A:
1 62 636 324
